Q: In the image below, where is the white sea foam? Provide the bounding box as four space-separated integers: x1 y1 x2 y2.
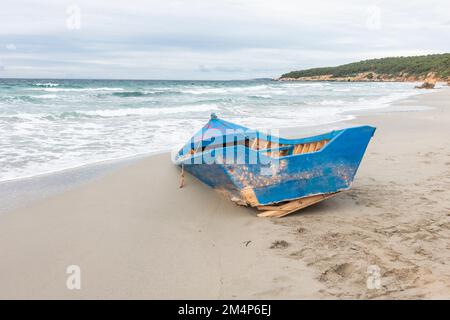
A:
333 88 352 92
181 88 229 94
81 104 219 117
38 94 58 99
181 85 270 95
33 82 60 87
316 99 346 106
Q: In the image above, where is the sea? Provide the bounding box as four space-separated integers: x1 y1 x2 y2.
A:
0 79 426 182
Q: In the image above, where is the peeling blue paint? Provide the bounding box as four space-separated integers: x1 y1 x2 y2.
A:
176 116 376 206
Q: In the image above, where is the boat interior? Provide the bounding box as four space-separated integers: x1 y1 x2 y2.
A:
183 133 333 159
249 138 330 158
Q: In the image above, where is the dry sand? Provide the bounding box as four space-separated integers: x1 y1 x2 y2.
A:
0 87 449 299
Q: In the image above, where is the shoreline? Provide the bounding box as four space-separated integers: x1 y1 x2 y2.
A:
0 154 146 214
0 81 445 214
0 87 449 299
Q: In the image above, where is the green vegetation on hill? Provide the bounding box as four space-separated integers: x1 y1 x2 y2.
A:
281 54 450 79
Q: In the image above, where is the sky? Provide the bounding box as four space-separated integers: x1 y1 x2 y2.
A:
1 0 449 79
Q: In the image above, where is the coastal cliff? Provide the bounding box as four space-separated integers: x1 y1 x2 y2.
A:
279 53 450 82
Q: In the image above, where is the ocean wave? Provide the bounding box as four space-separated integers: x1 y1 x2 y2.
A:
33 82 60 87
227 85 270 92
333 88 352 92
0 115 24 123
191 97 235 104
38 94 58 99
181 88 229 95
0 107 200 122
0 95 40 103
180 85 270 95
30 87 125 92
248 94 272 99
111 90 181 97
315 99 346 106
57 111 97 119
77 104 220 118
112 91 146 97
281 82 329 88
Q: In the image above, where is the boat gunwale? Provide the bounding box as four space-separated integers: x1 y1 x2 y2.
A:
176 126 374 163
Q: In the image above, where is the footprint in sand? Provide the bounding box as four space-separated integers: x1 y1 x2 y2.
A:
319 263 354 282
414 246 433 259
270 240 289 249
296 227 307 234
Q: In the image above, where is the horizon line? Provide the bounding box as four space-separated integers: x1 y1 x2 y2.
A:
0 77 276 81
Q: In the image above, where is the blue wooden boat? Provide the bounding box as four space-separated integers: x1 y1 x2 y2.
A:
175 114 376 217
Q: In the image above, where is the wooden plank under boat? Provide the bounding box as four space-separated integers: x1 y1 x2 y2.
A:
175 113 376 217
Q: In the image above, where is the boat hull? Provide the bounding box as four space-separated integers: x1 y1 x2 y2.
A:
178 125 375 207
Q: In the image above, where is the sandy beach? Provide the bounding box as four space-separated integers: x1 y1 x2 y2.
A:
0 87 449 299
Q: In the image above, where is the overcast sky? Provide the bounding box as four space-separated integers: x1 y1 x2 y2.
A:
1 0 449 79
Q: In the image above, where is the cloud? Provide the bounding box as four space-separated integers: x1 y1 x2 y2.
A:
5 44 17 50
0 0 449 79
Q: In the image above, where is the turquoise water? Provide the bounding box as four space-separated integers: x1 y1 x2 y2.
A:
0 79 422 181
